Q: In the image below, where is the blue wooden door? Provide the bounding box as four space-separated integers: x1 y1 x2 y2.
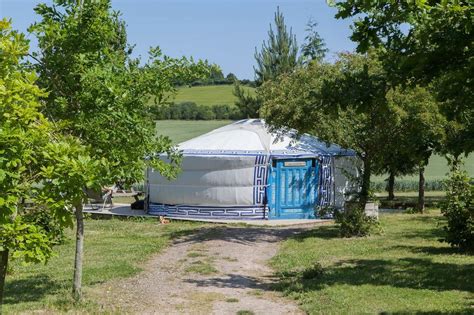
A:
268 159 319 219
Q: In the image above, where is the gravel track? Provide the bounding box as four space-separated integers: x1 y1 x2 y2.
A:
96 224 315 314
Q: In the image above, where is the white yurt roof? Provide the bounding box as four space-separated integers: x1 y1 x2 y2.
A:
178 119 356 157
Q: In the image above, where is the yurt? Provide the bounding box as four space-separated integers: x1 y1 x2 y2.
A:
146 119 360 220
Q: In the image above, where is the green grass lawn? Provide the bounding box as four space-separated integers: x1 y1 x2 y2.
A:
173 85 254 106
4 218 205 313
271 211 474 314
156 119 232 143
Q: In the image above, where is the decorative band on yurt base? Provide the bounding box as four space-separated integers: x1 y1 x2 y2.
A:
148 203 268 220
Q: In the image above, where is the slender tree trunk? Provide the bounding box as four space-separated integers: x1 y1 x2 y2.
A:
0 250 9 311
417 166 425 213
73 203 84 301
387 171 395 201
360 158 371 206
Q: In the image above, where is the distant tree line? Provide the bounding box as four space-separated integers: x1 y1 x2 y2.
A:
149 102 245 120
174 67 256 87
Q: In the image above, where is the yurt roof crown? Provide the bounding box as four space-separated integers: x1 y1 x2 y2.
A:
177 119 356 157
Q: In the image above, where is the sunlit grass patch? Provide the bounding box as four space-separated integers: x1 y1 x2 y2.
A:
271 211 474 314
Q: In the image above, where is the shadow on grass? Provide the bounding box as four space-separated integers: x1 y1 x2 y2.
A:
274 257 474 294
389 244 465 255
4 274 63 305
290 225 340 241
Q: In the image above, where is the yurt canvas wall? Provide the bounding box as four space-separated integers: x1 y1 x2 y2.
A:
147 119 360 220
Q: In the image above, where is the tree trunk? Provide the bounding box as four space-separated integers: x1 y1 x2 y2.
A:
73 203 84 301
417 166 425 213
0 250 9 311
360 158 371 206
387 171 395 201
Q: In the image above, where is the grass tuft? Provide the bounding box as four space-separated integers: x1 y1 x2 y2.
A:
225 297 239 303
184 260 218 275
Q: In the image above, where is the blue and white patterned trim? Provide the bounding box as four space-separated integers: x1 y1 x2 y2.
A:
319 156 334 207
148 203 267 220
253 155 268 205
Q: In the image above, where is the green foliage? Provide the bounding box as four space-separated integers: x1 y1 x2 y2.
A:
334 206 378 237
0 19 88 267
371 179 445 193
186 67 239 86
334 0 473 156
254 7 299 85
31 0 209 185
374 87 445 180
260 52 393 201
441 159 474 252
0 218 53 264
233 82 261 118
150 102 243 120
22 209 67 245
300 19 328 64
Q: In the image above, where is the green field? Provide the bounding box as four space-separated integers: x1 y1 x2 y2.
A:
271 211 474 314
155 120 474 181
156 120 232 143
373 154 474 182
172 85 254 106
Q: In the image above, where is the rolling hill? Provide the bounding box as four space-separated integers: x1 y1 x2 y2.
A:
172 85 255 106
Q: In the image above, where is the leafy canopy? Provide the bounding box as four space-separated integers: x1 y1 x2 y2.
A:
260 51 443 203
30 0 210 185
0 19 96 264
333 0 473 155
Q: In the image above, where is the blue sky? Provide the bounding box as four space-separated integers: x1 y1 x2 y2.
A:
1 0 356 79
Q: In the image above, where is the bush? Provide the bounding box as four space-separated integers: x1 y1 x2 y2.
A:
335 204 378 237
440 162 474 252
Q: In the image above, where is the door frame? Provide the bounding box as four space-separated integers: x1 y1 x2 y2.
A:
267 158 319 219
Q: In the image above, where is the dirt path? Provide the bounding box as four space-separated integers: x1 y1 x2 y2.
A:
96 224 315 314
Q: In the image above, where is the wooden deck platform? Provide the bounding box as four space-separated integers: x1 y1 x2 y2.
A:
83 204 334 226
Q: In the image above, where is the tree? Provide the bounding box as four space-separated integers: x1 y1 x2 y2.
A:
376 87 445 210
235 7 303 118
30 0 208 300
0 19 98 309
261 52 393 205
300 19 328 64
226 72 237 83
333 0 473 156
254 7 300 85
233 82 260 118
